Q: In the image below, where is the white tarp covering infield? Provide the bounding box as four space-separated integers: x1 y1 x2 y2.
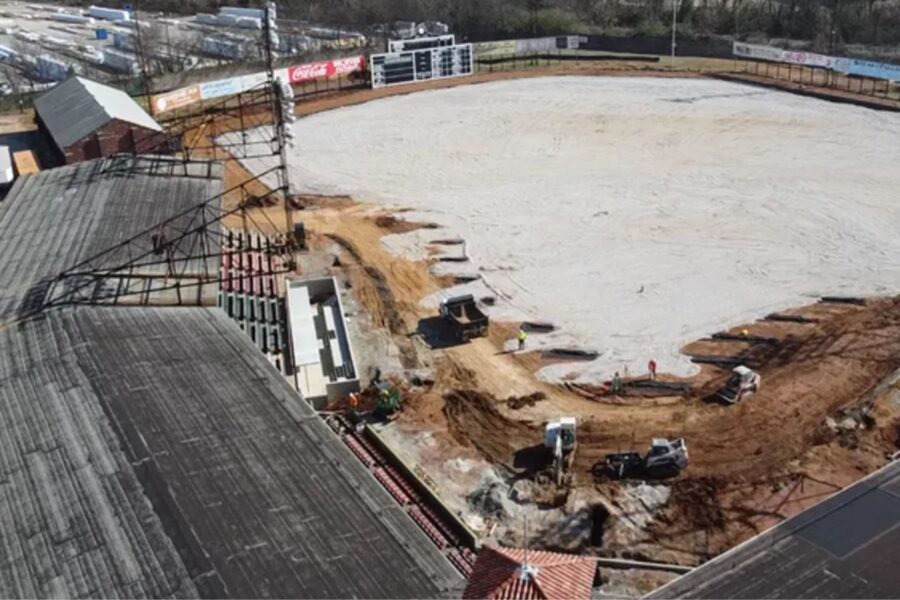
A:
230 76 900 382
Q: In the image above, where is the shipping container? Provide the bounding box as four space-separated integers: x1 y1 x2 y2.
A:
95 28 108 39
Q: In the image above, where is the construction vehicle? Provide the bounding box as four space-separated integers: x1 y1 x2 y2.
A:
439 294 488 342
605 438 688 479
544 417 577 487
716 365 760 404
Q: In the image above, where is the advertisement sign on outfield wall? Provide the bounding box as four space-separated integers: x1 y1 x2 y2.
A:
288 56 365 84
834 57 900 81
732 41 785 62
151 84 200 114
199 72 272 101
473 39 516 56
781 50 835 69
515 37 558 53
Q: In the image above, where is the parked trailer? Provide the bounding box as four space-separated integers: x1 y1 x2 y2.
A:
113 31 134 51
219 6 266 19
193 13 219 26
51 13 94 25
201 37 244 59
236 17 262 30
35 55 69 81
102 48 139 73
88 6 130 21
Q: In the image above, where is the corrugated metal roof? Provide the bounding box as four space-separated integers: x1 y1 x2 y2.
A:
0 155 222 320
0 155 464 598
464 546 597 600
647 459 900 598
34 76 162 150
0 310 199 599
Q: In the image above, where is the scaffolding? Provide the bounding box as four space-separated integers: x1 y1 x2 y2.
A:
27 4 297 318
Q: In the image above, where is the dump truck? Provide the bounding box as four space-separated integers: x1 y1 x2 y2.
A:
605 438 689 479
439 294 488 342
716 365 760 404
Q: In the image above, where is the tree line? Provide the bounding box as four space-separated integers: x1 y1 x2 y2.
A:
65 0 900 52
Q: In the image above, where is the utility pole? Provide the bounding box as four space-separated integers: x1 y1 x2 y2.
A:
131 0 153 112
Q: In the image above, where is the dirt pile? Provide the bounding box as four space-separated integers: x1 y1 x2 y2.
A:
443 390 539 469
507 392 547 410
373 214 440 235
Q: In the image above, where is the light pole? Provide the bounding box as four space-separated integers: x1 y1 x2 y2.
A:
670 0 679 64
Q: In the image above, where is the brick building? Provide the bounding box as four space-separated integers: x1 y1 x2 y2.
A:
34 76 167 164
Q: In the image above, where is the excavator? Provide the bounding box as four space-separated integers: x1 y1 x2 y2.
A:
544 417 577 487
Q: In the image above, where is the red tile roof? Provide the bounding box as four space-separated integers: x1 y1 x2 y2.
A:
463 545 597 600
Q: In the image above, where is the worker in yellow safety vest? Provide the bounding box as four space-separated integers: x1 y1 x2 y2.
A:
517 327 527 351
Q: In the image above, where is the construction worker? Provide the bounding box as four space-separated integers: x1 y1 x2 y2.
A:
741 328 750 338
516 327 528 351
611 371 624 395
648 359 657 381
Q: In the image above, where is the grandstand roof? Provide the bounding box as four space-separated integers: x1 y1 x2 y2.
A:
0 156 463 598
0 155 223 320
648 459 900 599
34 77 163 149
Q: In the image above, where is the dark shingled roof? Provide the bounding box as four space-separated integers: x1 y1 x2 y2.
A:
647 459 900 599
34 76 162 150
0 156 463 598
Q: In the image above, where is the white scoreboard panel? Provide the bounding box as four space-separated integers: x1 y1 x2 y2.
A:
388 34 456 53
370 43 474 88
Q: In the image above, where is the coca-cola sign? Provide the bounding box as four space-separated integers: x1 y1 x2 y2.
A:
288 56 364 83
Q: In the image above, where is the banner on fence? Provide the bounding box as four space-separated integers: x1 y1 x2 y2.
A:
288 55 365 84
781 50 835 69
200 71 270 101
735 41 900 82
834 57 900 81
151 84 200 114
732 41 784 62
515 37 557 53
473 40 516 56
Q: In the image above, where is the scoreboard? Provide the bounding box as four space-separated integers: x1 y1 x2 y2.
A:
388 34 456 53
370 43 474 88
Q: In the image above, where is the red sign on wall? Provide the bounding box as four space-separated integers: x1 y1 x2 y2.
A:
288 56 365 84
